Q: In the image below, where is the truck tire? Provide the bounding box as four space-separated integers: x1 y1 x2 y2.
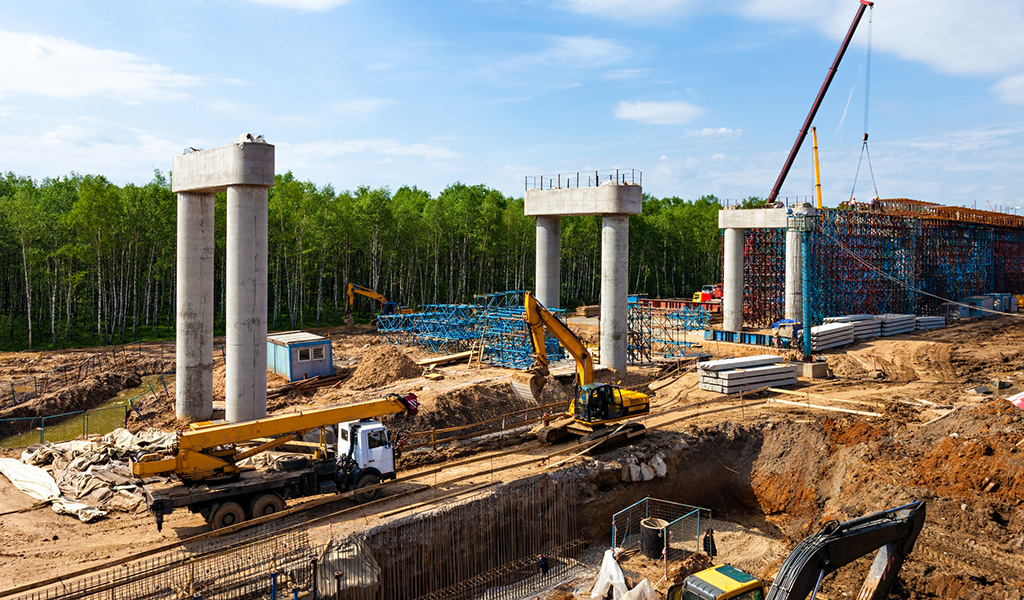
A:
250 493 285 518
276 456 308 472
209 502 245 529
355 473 381 503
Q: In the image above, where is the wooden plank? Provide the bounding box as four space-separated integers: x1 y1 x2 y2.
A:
414 351 475 366
767 398 882 417
766 387 884 409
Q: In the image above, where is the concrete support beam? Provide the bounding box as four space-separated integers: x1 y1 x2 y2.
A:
723 227 744 332
535 216 561 309
225 185 269 423
784 228 802 321
600 215 629 373
175 192 215 420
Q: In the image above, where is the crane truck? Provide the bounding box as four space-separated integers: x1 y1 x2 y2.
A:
510 292 649 439
669 500 926 600
130 393 419 530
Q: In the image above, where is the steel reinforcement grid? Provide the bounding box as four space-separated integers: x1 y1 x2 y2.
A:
12 530 314 600
742 208 1024 328
376 290 566 369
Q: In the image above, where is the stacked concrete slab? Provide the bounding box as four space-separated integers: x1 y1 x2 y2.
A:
916 316 946 330
823 314 880 340
878 314 916 336
698 355 798 394
810 322 855 351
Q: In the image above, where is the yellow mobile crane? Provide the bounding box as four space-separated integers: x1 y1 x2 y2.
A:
511 292 649 434
131 393 419 530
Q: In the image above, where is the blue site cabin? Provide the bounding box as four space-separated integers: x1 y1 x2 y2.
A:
267 331 334 382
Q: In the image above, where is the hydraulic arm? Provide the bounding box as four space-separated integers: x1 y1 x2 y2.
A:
767 0 874 204
766 500 926 600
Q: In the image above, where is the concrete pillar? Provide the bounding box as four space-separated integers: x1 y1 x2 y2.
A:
599 215 629 373
225 185 269 422
723 227 744 332
535 215 561 309
175 192 215 420
784 227 802 321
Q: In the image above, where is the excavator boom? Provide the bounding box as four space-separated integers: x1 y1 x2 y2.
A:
766 500 926 600
512 292 595 403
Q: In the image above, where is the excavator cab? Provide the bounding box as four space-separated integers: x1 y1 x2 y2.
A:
574 383 650 426
669 565 764 600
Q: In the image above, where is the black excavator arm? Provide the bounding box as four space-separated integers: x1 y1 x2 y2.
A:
765 500 926 600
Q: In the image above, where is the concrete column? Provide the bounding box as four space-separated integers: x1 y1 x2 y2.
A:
599 215 629 373
784 227 802 321
723 227 744 332
225 185 269 422
175 192 215 421
535 215 561 309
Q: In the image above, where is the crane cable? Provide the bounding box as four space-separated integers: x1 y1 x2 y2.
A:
848 4 880 203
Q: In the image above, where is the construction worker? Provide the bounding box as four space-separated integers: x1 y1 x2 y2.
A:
703 527 717 558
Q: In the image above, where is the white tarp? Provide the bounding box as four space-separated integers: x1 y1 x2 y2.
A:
590 549 629 599
621 579 658 600
0 457 106 522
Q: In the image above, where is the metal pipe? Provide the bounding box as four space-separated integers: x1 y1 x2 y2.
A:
802 227 812 360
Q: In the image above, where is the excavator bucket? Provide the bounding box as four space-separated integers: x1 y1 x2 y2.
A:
510 372 546 403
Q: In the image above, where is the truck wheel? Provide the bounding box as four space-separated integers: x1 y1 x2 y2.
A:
209 502 245 529
250 493 285 518
355 473 381 503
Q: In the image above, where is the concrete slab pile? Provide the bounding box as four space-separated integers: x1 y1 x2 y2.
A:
916 316 946 330
698 355 798 393
810 322 855 351
823 314 881 339
878 314 916 336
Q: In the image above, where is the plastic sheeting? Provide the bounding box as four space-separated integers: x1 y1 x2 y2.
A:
621 579 658 600
590 549 629 599
0 457 106 522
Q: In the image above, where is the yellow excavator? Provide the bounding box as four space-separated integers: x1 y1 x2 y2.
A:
671 500 926 600
511 292 649 438
131 393 419 529
345 283 413 325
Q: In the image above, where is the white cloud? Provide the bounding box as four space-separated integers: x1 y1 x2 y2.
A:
497 36 630 72
282 138 461 161
334 98 396 114
740 0 1024 77
604 68 650 81
0 30 203 103
685 126 743 140
0 122 180 180
562 0 699 19
243 0 353 11
614 100 704 125
992 73 1024 105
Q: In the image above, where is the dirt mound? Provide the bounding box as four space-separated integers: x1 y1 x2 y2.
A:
402 382 529 433
348 345 420 390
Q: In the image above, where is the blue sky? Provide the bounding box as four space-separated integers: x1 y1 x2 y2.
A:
2 0 1023 210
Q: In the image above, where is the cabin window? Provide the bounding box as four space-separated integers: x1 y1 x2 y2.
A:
312 346 325 360
297 348 311 362
367 430 389 449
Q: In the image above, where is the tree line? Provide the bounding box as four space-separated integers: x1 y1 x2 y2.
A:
0 171 727 351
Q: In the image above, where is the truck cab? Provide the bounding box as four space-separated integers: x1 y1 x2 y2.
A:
337 419 397 501
669 565 765 600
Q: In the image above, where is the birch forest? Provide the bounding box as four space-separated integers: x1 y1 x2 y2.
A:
0 170 726 351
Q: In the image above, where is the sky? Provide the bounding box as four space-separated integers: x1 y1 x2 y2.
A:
1 0 1023 210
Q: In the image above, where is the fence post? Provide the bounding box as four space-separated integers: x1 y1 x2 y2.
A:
40 417 45 444
83 411 87 439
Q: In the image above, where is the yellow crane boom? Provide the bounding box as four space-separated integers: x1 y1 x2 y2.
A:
132 394 418 481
